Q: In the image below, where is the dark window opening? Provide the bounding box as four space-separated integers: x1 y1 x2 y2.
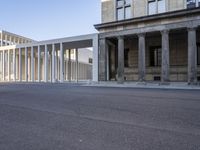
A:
124 48 129 67
150 46 161 67
89 58 93 64
187 0 200 8
197 44 200 65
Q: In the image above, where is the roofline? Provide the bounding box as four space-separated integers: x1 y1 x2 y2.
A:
0 30 36 42
94 7 200 30
0 33 98 50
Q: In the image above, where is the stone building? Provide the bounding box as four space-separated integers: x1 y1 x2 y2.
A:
95 0 200 84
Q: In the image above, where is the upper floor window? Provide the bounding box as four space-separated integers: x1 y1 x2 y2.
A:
187 0 200 8
148 0 166 15
116 0 132 21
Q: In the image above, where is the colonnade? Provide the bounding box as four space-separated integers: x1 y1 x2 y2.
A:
0 43 92 83
100 27 198 84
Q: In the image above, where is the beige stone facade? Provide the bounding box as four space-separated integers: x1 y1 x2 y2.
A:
96 0 200 84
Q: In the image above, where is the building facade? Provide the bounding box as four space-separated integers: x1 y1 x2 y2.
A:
95 0 200 84
0 30 98 83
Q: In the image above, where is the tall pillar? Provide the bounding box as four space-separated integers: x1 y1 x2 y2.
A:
25 47 28 82
19 48 22 82
44 45 48 82
92 34 99 82
55 49 58 81
117 36 124 84
52 44 55 83
2 50 5 81
161 30 170 83
188 27 197 84
68 49 71 82
0 32 3 46
60 43 64 82
76 48 79 82
13 49 16 81
9 36 12 45
138 33 146 82
99 38 107 81
5 34 7 46
8 50 10 81
31 47 34 82
38 46 41 82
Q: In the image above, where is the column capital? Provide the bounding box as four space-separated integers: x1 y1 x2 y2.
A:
161 29 170 35
117 36 124 40
137 33 146 38
187 26 197 31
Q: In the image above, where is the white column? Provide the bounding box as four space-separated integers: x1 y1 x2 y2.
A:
13 37 16 45
55 50 58 81
5 34 7 46
92 34 99 82
28 56 31 81
25 47 28 82
38 46 41 82
76 49 79 82
0 32 3 46
2 50 5 81
8 50 10 81
19 48 22 82
52 44 55 83
44 45 48 82
31 47 34 82
13 49 16 81
9 36 12 45
18 38 20 44
60 43 64 82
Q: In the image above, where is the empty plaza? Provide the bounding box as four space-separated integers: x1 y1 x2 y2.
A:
0 83 200 150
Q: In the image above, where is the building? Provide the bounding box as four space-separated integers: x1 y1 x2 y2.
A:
95 0 200 84
0 30 98 83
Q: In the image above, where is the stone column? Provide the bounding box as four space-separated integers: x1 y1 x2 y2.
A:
0 32 3 46
44 45 48 82
60 43 64 82
138 33 146 82
92 34 99 82
13 49 16 81
76 48 79 82
52 44 55 83
117 36 124 84
68 49 71 82
31 47 34 82
161 30 170 83
38 46 41 82
25 47 28 82
8 50 10 81
5 34 7 46
9 36 12 45
188 27 197 84
55 49 58 81
19 48 22 82
2 50 5 81
99 38 107 81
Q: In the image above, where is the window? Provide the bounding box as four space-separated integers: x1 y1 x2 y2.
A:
124 48 129 67
150 47 161 66
187 0 200 8
197 44 200 65
89 58 93 64
148 0 166 15
116 0 132 20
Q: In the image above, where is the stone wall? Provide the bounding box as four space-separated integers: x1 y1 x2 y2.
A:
101 0 186 23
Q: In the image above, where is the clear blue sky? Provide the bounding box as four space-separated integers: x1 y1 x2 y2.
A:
0 0 101 41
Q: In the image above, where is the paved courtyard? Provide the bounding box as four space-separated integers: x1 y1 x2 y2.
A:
0 83 200 150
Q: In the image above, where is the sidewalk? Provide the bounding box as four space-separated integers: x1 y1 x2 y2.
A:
84 81 200 90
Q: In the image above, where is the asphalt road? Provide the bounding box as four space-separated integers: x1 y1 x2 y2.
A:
0 83 200 150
